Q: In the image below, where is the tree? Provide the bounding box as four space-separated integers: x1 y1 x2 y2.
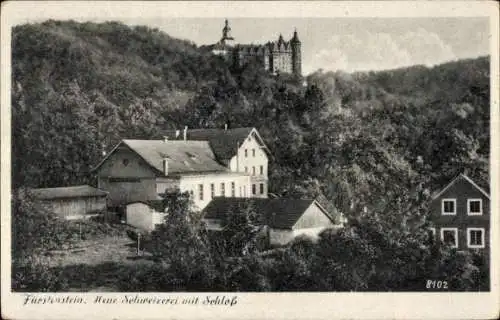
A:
150 191 216 290
210 202 264 258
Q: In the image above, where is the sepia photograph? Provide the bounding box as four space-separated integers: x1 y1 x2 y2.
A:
1 1 499 319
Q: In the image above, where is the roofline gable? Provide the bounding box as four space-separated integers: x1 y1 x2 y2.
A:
291 200 336 228
248 127 272 157
91 141 125 173
91 140 162 175
432 173 490 200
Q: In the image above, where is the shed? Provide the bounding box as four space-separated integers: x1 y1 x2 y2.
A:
31 185 107 220
202 197 344 246
125 200 166 231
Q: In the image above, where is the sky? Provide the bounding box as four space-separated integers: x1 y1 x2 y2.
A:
10 7 491 74
114 17 490 75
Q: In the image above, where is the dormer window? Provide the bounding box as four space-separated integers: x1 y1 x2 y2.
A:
467 199 482 215
441 199 456 215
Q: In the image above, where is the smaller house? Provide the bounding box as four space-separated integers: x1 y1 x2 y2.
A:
31 185 107 220
125 200 166 231
202 197 343 246
429 174 490 251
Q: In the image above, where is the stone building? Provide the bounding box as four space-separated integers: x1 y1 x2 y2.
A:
203 19 302 76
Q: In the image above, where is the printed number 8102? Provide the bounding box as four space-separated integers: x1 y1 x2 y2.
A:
426 280 448 289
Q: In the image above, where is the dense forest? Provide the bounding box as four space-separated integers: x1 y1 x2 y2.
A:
11 20 490 291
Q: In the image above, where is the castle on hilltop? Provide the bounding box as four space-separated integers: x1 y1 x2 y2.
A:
203 19 302 76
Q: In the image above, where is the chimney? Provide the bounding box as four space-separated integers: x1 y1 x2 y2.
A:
175 130 180 139
224 123 228 131
183 126 188 141
163 136 169 142
163 158 169 175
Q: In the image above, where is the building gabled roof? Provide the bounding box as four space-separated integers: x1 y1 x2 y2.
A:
30 185 107 200
160 127 270 161
432 173 490 200
93 139 229 175
202 197 334 229
126 200 165 212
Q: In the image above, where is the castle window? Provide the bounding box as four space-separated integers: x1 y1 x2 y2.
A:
220 183 225 197
252 184 256 195
245 149 248 157
252 149 255 157
252 166 256 176
441 199 456 215
260 183 264 194
231 182 235 197
441 228 458 248
210 183 215 199
467 199 482 215
260 165 264 175
467 228 485 248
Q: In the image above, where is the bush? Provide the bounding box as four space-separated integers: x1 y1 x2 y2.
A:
12 256 69 292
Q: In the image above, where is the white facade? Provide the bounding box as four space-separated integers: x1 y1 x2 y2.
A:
126 202 165 231
229 129 269 198
179 173 251 211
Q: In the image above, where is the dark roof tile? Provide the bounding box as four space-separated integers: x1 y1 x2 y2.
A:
202 197 333 229
123 139 228 175
160 127 259 161
31 185 107 200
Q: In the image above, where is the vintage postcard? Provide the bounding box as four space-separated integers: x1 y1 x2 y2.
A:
1 1 499 319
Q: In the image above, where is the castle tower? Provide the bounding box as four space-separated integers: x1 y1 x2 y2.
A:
220 19 235 45
290 29 302 76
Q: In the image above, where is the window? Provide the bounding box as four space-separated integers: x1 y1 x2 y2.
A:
252 166 256 176
252 184 256 195
252 149 255 157
122 159 129 166
467 228 485 248
245 166 248 173
220 183 225 197
231 182 235 197
441 228 458 248
467 199 482 215
260 165 264 175
210 183 215 199
441 199 456 215
260 183 264 194
198 184 204 201
245 149 248 157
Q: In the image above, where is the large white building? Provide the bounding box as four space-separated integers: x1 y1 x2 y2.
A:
94 127 270 211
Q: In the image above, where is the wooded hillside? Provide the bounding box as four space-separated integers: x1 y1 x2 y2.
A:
12 20 490 216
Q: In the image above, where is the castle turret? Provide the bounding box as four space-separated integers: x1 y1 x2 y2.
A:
220 19 235 45
290 28 302 76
